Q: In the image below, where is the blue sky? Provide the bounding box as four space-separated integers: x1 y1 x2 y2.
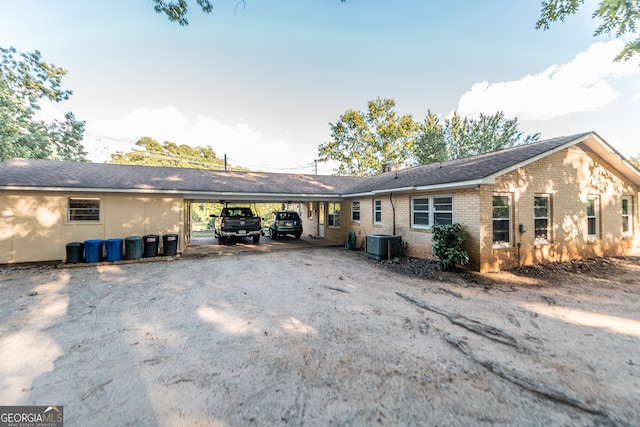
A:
1 0 638 174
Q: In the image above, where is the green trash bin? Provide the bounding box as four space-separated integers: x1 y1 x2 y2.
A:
143 234 160 257
124 236 143 260
162 234 178 256
66 242 84 264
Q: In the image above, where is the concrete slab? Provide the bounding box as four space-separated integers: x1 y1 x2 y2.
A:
182 234 342 258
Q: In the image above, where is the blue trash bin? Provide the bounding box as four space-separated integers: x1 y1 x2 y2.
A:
84 239 104 263
105 238 123 262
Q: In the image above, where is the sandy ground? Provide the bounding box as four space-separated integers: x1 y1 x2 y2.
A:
1 247 639 426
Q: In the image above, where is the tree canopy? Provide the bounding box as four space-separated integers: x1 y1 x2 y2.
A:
153 0 345 25
0 46 86 162
317 98 418 176
109 136 246 171
318 98 539 176
413 111 540 165
152 0 214 26
536 0 640 62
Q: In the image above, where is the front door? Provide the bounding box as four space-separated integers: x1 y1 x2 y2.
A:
318 202 325 237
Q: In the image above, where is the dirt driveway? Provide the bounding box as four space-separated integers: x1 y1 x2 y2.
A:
1 248 639 426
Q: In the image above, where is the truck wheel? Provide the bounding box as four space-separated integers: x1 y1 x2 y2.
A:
218 236 225 245
295 233 301 239
269 229 276 239
253 234 260 244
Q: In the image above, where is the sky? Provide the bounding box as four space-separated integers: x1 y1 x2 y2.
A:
1 0 638 175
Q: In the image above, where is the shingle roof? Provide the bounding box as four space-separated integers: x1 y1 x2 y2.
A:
3 131 637 198
0 159 363 198
344 132 594 194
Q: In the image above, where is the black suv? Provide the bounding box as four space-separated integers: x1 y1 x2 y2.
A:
268 211 303 239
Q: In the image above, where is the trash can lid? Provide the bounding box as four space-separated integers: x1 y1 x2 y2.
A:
125 236 143 241
66 242 83 247
84 239 104 244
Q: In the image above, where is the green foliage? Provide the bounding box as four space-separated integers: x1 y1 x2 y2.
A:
109 136 246 170
317 98 418 176
431 223 469 272
630 155 640 169
536 0 640 62
413 111 539 165
0 46 86 161
153 0 347 25
153 0 215 25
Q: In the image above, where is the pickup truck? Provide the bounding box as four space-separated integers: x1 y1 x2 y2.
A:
211 207 262 244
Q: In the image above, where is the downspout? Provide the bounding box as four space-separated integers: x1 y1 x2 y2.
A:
390 192 396 235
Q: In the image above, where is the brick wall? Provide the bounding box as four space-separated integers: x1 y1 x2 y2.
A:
480 145 640 272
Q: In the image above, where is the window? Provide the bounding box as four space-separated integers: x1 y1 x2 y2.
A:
433 196 453 225
68 198 100 222
534 194 550 244
586 196 599 239
328 202 341 228
411 195 453 229
351 201 360 222
374 199 382 224
622 196 632 237
492 194 511 247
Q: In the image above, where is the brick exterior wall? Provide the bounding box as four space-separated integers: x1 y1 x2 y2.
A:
336 145 639 272
479 146 639 272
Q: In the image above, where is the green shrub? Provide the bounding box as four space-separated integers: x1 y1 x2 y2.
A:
431 223 469 271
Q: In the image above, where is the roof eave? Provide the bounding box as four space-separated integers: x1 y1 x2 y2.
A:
585 132 640 186
0 186 183 194
343 186 417 198
415 179 486 191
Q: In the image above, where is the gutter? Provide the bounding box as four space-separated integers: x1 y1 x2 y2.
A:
0 185 345 202
343 186 417 198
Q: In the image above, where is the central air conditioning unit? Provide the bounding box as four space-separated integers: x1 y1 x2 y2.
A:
365 234 400 260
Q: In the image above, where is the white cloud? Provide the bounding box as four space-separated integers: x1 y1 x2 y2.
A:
457 40 639 120
82 106 295 171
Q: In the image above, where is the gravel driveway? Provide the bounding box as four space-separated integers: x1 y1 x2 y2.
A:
1 248 639 426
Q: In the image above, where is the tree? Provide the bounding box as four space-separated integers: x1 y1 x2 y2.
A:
536 0 640 62
412 111 540 165
153 0 345 25
630 154 640 169
109 136 247 170
0 46 86 162
153 0 214 26
317 98 418 176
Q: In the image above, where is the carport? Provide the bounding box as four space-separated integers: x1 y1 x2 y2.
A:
179 170 361 252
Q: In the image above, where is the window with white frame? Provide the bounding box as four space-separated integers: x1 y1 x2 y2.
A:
411 195 453 229
374 199 382 224
433 196 453 225
351 200 360 222
492 193 511 247
586 195 600 239
68 197 100 222
328 202 341 228
622 196 632 236
534 194 551 244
